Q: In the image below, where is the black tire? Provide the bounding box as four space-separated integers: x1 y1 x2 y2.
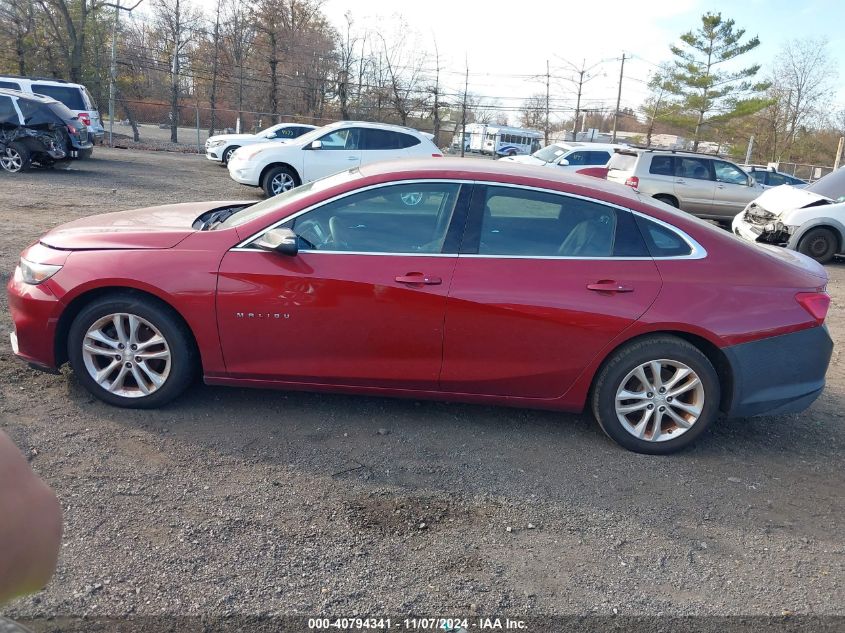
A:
221 145 239 165
77 147 93 160
67 294 197 409
653 194 679 208
262 164 300 197
0 142 32 173
591 335 720 455
797 227 838 264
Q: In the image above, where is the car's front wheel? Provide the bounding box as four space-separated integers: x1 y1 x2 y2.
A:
0 142 31 173
221 145 239 165
591 336 720 454
67 295 196 408
262 165 300 197
797 227 838 264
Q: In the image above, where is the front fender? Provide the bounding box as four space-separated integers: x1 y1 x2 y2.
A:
786 217 845 251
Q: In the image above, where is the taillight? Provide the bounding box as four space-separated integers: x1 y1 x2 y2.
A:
78 112 91 126
432 153 443 157
66 124 79 135
795 292 830 325
625 176 639 188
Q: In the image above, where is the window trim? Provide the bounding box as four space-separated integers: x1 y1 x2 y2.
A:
232 179 707 261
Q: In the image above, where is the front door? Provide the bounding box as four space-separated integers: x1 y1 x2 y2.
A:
440 184 662 399
216 181 470 388
711 160 760 219
303 127 362 182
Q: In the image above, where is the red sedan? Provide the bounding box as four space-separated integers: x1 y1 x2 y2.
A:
7 159 833 454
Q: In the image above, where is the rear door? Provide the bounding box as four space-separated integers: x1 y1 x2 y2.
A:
711 160 760 219
303 127 362 182
440 184 662 399
673 156 716 215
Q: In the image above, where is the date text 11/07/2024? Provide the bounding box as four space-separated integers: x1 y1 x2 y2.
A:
307 617 528 630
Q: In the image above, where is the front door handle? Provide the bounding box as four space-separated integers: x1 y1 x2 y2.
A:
587 280 633 293
675 178 686 184
395 272 442 285
347 156 359 161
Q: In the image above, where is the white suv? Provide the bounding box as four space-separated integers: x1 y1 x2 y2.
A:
499 142 622 171
228 121 443 197
0 76 104 145
205 123 316 165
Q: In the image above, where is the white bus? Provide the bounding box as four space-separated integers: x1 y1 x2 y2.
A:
454 123 543 156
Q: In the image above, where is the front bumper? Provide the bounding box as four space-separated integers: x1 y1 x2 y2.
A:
723 325 833 417
6 266 63 370
227 158 260 186
206 146 223 160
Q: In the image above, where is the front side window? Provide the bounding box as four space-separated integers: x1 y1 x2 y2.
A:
565 151 588 166
713 160 748 185
318 128 359 150
284 182 462 254
476 186 646 258
676 157 713 181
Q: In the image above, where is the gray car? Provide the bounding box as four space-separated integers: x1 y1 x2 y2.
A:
607 149 764 222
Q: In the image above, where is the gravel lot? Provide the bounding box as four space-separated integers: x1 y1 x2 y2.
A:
1 149 843 624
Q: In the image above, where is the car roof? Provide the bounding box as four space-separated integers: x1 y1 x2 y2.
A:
0 75 86 88
357 157 644 201
320 120 428 135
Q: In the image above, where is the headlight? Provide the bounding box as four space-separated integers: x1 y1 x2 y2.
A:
237 146 267 161
208 139 226 148
19 258 62 285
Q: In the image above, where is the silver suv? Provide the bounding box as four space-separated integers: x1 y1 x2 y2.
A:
607 149 763 222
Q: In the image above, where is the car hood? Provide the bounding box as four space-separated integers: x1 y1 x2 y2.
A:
39 201 251 250
499 155 544 165
751 184 831 215
208 133 259 143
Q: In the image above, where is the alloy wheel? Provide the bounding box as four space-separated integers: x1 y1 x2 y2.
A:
0 147 23 172
270 172 295 195
614 359 705 442
81 313 171 398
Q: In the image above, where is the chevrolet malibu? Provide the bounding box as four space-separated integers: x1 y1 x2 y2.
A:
7 159 833 454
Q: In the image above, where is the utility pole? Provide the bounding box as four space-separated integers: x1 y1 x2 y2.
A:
744 135 755 167
611 53 626 143
460 57 468 158
834 136 844 171
544 59 550 146
571 62 585 142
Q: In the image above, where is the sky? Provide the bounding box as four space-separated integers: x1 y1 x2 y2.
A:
316 0 845 125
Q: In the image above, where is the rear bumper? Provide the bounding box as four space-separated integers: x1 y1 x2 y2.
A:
723 325 833 417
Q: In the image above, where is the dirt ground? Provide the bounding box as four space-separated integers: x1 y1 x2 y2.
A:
0 148 843 623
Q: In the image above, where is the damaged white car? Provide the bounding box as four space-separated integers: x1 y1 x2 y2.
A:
732 166 845 263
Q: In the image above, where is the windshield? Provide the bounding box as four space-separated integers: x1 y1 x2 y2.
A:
532 144 569 163
220 169 362 229
807 167 845 202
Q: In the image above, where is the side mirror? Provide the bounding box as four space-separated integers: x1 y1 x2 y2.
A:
255 228 298 256
308 140 322 150
558 158 570 166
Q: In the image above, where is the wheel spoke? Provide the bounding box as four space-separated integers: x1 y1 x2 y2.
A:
664 406 692 429
108 365 130 392
649 361 664 389
617 401 650 414
632 407 654 439
137 361 165 388
136 334 165 351
651 409 663 441
664 367 691 390
95 359 120 384
633 366 651 391
87 329 120 349
137 349 170 361
112 314 128 344
668 376 701 398
617 389 648 401
670 400 701 417
127 314 140 346
130 365 151 395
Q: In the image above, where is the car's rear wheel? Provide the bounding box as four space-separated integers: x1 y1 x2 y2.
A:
67 295 196 408
221 145 239 165
591 336 720 454
262 165 300 197
797 227 838 264
653 194 679 208
0 142 31 173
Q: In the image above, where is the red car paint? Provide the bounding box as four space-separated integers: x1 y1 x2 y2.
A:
8 159 830 413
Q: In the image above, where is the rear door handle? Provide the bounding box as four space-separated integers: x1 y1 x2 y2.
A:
587 280 633 293
395 273 442 285
347 156 359 161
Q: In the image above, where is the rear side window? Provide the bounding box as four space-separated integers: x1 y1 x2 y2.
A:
475 186 648 258
634 215 693 257
31 84 85 110
360 128 401 150
649 155 675 176
17 100 60 125
607 152 637 171
397 132 420 148
0 81 22 90
587 151 611 165
0 96 19 124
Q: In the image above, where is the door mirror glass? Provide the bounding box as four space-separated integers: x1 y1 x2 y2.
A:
309 140 322 150
256 228 298 256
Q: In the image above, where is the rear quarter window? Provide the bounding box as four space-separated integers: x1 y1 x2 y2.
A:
31 84 86 110
0 81 22 90
634 215 693 257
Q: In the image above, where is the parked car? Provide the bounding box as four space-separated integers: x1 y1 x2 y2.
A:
607 148 764 222
0 75 104 145
732 166 845 263
0 88 93 172
205 123 317 165
227 121 443 197
8 159 833 455
744 165 808 188
500 142 621 171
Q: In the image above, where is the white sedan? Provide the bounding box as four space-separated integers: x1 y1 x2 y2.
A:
205 123 317 165
500 142 623 171
227 121 442 197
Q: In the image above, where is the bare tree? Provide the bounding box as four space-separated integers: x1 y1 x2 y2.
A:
221 0 255 133
0 0 34 75
519 93 546 129
378 24 428 126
